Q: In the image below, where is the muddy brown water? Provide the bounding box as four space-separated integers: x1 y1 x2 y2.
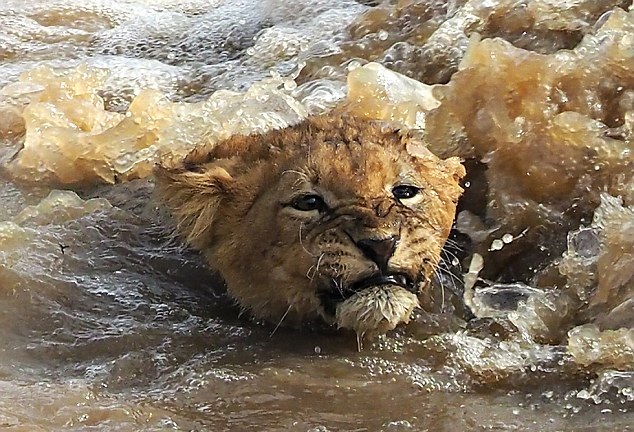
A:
0 1 633 431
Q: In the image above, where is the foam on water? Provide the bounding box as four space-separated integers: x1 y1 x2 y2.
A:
0 0 632 430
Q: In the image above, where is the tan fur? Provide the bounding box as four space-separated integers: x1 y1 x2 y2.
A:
335 286 419 339
154 113 464 336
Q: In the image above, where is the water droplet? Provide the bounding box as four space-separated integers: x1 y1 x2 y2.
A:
283 80 297 91
489 239 504 251
576 389 590 399
346 61 361 71
378 30 389 41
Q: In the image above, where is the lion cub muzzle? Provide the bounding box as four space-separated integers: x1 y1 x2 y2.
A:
318 232 418 317
354 235 398 272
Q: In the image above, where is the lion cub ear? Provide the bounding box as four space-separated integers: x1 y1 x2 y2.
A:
403 133 465 179
154 149 234 250
401 131 466 202
441 155 467 184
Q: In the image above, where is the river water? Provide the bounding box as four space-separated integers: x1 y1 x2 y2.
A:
0 0 633 430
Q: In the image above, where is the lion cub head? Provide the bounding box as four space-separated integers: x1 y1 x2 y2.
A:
155 114 464 340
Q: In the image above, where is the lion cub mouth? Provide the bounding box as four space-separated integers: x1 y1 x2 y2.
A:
320 273 420 344
351 274 414 293
320 273 415 312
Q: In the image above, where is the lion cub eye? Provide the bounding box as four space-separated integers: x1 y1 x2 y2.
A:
392 185 420 200
291 194 328 212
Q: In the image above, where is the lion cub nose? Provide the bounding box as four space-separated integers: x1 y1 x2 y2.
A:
356 236 398 272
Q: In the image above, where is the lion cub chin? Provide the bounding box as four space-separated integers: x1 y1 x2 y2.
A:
336 285 419 341
155 113 464 343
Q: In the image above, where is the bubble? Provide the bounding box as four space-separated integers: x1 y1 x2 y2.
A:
346 60 362 71
489 239 504 251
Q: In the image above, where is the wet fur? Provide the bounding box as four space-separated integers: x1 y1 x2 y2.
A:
154 113 464 333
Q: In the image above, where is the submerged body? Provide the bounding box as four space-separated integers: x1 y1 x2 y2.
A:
155 113 464 338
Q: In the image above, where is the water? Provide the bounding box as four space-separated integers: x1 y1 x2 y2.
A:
0 0 633 430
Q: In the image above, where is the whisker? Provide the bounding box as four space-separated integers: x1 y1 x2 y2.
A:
436 263 463 286
270 302 294 338
298 223 315 257
356 332 364 352
434 265 463 301
441 245 461 257
306 253 325 281
441 249 462 271
443 238 463 249
332 278 345 297
426 246 466 312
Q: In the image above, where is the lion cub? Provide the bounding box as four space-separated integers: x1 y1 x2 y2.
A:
155 113 464 340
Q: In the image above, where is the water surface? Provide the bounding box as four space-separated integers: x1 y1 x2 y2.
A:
0 0 633 430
